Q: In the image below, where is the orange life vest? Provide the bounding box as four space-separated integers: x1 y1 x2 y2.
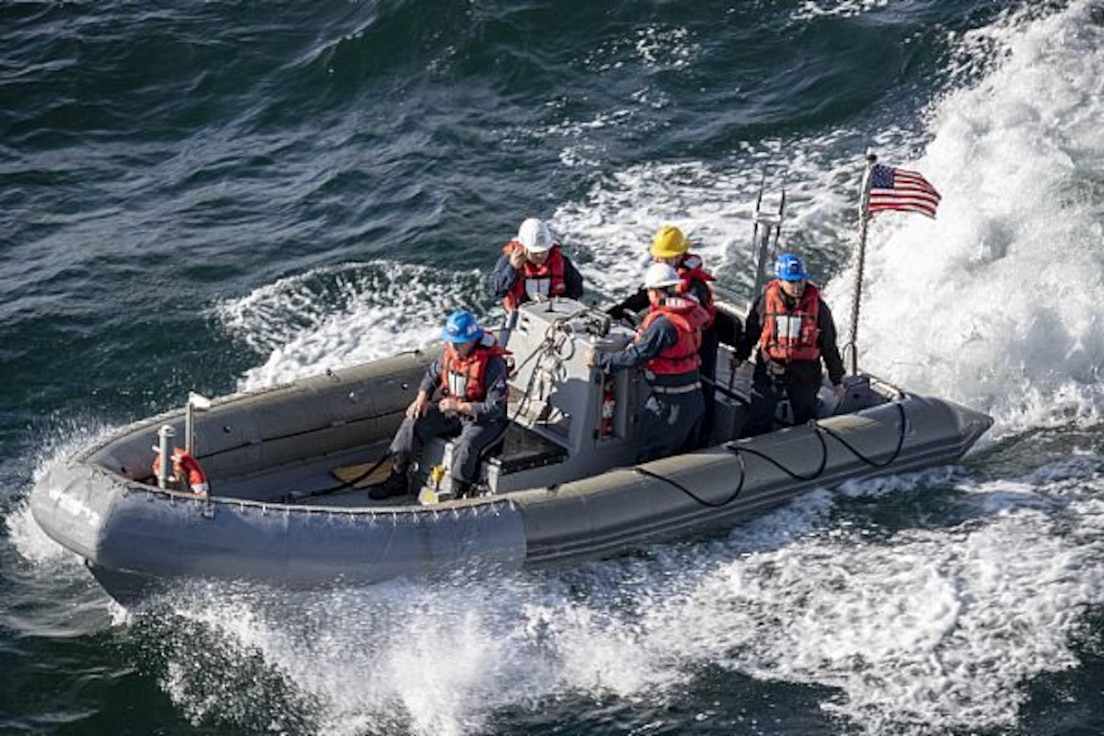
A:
502 241 568 310
439 337 510 401
676 253 716 322
760 280 822 362
639 296 710 375
152 447 210 495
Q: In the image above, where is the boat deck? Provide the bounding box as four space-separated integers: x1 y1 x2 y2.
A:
207 442 390 507
204 421 570 509
191 344 892 510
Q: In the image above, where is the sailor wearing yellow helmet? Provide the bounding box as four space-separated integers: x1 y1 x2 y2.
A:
648 225 716 315
608 224 719 447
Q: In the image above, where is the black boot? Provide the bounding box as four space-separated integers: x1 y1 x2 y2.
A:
369 468 409 500
453 481 474 499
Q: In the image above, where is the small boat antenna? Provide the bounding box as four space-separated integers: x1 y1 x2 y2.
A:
156 425 175 490
749 175 786 311
185 392 212 455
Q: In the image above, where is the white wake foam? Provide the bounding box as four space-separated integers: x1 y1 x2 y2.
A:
216 261 486 390
185 5 1104 735
824 0 1104 434
144 452 1104 736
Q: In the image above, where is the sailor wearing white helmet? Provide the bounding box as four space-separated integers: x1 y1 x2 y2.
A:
585 262 710 463
487 217 584 312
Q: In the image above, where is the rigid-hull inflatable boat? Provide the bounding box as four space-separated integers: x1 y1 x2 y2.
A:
31 296 992 605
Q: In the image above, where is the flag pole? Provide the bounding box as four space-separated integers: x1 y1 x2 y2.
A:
845 150 878 376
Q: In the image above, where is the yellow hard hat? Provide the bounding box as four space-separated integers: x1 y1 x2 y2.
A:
650 224 691 258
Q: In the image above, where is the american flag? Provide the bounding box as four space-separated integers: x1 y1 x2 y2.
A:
867 163 941 219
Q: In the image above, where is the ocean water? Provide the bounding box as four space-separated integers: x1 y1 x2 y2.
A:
3 1 1104 734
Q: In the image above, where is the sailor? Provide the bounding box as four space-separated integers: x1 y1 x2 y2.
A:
734 252 845 438
486 217 584 312
151 446 210 496
607 224 720 445
586 262 710 463
370 310 510 500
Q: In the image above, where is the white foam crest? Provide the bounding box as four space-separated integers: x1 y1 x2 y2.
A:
217 261 486 390
5 501 67 565
633 25 698 69
7 422 118 566
644 489 1104 733
554 136 856 304
140 455 1104 736
578 23 699 74
792 0 890 21
825 0 1104 435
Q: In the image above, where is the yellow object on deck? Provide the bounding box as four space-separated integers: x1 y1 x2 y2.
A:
331 460 392 488
418 464 447 505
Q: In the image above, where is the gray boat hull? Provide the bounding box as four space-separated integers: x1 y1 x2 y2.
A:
30 300 992 605
31 380 990 605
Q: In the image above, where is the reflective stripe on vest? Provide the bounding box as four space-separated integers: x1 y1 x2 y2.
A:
502 243 567 310
760 280 821 362
639 297 709 376
439 338 508 402
523 277 553 300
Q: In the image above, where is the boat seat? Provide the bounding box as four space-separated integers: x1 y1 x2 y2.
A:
485 423 567 475
422 422 566 480
432 424 510 462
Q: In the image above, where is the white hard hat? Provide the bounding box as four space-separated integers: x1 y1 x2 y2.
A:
643 262 682 290
517 217 554 253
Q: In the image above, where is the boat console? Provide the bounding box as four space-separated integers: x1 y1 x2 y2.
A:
414 297 644 497
412 294 897 500
417 292 893 497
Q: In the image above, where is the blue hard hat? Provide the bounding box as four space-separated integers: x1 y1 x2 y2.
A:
442 310 483 343
774 252 808 281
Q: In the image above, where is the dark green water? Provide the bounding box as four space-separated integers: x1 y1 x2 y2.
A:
4 1 1104 733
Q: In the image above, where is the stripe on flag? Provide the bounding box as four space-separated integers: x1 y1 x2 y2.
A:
868 163 941 219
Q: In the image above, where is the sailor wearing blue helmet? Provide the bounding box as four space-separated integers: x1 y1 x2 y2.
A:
371 310 510 500
441 309 483 342
774 252 808 281
734 253 845 437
